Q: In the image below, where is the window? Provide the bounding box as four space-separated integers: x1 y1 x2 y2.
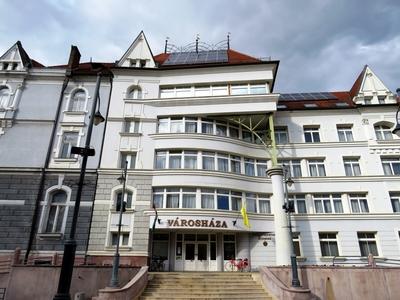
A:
230 155 241 174
158 118 169 133
0 86 10 108
308 159 326 177
170 118 184 133
153 188 164 208
201 119 214 134
212 85 228 96
111 232 130 246
44 190 68 233
201 189 215 209
288 195 307 213
120 152 136 169
69 89 86 111
374 125 393 140
249 84 267 94
357 232 379 256
275 127 288 144
59 132 79 158
343 158 361 176
217 153 229 172
280 160 302 177
182 188 196 208
378 96 386 104
313 194 343 214
228 124 239 139
194 86 211 97
166 188 179 208
292 232 301 257
256 160 267 177
124 120 139 133
185 117 198 133
169 151 182 168
381 157 400 175
349 194 369 213
245 193 257 213
155 151 167 169
216 122 228 137
244 158 255 176
116 190 133 209
337 125 354 142
258 194 271 213
230 191 242 211
231 84 248 95
127 86 142 99
176 87 191 97
304 127 320 143
202 151 215 170
160 88 174 99
390 194 400 213
223 235 236 260
319 232 339 256
217 190 229 210
183 151 197 169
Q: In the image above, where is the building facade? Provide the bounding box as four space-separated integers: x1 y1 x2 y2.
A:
86 32 400 271
1 32 399 271
0 43 112 263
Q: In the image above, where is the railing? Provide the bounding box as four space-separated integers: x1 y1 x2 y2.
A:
332 255 400 267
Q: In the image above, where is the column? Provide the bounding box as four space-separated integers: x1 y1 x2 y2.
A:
267 166 291 265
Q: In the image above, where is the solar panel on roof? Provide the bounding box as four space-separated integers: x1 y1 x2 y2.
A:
279 92 337 101
163 50 228 65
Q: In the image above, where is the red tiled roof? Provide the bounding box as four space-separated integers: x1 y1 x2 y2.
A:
349 65 367 99
31 59 45 68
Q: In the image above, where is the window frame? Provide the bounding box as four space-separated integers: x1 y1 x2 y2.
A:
337 125 354 142
349 194 369 213
357 232 379 257
304 127 321 143
308 159 326 177
381 157 400 175
319 232 340 257
68 89 87 112
58 131 80 159
343 157 361 176
0 86 11 109
274 127 289 144
374 125 393 141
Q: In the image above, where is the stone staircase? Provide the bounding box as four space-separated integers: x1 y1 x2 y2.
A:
139 272 273 299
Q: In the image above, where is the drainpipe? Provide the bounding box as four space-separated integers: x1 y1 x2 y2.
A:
24 46 80 264
84 74 113 264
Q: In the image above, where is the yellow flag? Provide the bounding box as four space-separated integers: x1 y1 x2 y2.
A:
241 202 251 228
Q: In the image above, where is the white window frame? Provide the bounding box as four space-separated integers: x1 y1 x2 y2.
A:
57 131 80 159
292 232 302 257
319 232 340 257
313 194 343 214
68 89 87 112
308 159 326 177
0 86 11 109
123 119 140 133
390 193 400 213
337 125 354 142
381 157 400 175
357 232 379 257
126 85 143 99
304 126 321 143
343 157 361 176
120 152 137 169
288 194 307 213
38 185 72 235
280 160 302 177
274 127 289 144
374 125 393 140
349 194 369 213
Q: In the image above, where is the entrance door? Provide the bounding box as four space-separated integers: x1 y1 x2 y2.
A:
184 242 196 271
184 242 209 271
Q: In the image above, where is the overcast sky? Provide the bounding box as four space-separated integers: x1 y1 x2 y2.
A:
1 0 399 93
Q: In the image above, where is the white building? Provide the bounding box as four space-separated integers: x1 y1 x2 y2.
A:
87 32 400 271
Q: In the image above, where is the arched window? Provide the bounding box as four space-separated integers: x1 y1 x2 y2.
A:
374 124 393 140
45 190 68 233
69 89 86 111
115 190 133 209
127 86 142 99
0 86 10 108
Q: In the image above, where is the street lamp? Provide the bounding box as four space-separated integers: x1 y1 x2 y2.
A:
53 74 105 300
110 161 128 288
391 88 400 137
282 165 301 287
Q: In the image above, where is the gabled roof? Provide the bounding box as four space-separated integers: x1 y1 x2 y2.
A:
0 41 45 69
117 31 156 68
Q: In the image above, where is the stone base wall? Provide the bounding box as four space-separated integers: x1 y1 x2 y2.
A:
86 255 148 267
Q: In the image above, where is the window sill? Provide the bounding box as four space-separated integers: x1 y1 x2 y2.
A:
37 233 63 240
53 158 78 163
104 246 132 251
63 110 87 115
320 256 343 262
119 132 142 137
296 257 307 262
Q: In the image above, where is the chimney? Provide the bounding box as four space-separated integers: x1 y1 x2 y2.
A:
67 45 81 71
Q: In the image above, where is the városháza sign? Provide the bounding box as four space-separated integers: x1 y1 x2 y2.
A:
167 217 228 228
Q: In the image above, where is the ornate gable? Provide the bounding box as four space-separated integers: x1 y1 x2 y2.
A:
117 31 156 68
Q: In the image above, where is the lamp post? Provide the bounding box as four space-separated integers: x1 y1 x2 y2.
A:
282 165 301 287
110 160 128 287
391 88 400 137
53 74 105 300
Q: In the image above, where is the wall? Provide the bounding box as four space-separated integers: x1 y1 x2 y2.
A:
5 265 139 300
269 266 400 300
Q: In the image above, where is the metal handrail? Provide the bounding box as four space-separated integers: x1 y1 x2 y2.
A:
332 256 400 267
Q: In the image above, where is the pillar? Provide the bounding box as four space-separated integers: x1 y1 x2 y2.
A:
267 166 291 265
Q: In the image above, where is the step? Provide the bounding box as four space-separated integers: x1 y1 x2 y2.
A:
140 295 272 300
144 288 265 293
147 283 263 288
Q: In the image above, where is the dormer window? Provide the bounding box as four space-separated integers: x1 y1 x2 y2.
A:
139 60 146 68
0 86 10 109
378 96 386 104
364 97 372 105
69 89 86 112
2 62 9 70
